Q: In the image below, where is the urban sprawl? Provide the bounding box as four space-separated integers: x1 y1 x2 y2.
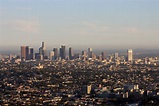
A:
0 42 159 105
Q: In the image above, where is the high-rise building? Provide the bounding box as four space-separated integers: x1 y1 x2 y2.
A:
88 48 93 58
101 52 106 60
127 49 133 61
21 46 34 60
82 51 86 57
42 42 46 56
114 53 118 61
29 47 34 60
21 46 26 60
26 46 30 60
39 42 47 59
81 51 86 61
42 42 45 48
53 48 58 60
69 47 73 60
39 47 43 55
49 51 54 60
60 45 66 59
35 53 39 60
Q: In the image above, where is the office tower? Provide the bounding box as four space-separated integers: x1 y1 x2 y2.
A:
42 42 46 56
39 42 47 58
101 52 106 60
69 47 73 60
60 45 66 59
88 48 93 58
21 46 33 60
53 48 58 60
35 53 43 61
29 47 34 60
39 47 43 56
127 49 133 61
42 42 45 48
35 53 40 60
21 46 26 60
114 53 118 61
25 46 30 60
81 51 86 61
49 51 54 60
38 55 43 61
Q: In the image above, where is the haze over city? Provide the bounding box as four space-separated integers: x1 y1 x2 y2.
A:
1 0 159 105
0 0 159 50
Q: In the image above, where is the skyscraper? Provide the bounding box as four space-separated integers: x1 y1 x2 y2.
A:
42 42 45 48
39 47 43 55
42 42 46 56
81 51 86 61
60 45 66 59
69 47 73 60
29 47 34 60
127 49 133 61
101 52 106 60
21 46 26 60
114 53 118 61
39 42 47 59
21 46 34 60
88 48 93 58
82 51 86 57
25 46 30 60
49 51 54 60
53 48 58 60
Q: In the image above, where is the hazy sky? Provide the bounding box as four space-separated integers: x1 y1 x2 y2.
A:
0 0 159 50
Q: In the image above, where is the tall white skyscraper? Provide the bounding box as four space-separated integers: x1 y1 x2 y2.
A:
127 49 133 61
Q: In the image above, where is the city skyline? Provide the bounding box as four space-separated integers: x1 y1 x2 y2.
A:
1 0 159 50
1 1 159 104
20 42 131 60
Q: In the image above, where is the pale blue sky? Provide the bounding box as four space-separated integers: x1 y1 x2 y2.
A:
0 0 159 50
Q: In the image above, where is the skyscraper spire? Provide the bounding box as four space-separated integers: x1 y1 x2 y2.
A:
42 42 46 50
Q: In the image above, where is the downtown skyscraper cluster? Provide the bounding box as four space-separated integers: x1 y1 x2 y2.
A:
21 42 133 62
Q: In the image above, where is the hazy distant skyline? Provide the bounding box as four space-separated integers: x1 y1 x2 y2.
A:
0 0 159 50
